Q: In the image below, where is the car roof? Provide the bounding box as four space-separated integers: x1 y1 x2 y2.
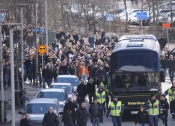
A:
51 83 72 86
40 88 65 92
28 98 57 104
57 75 78 78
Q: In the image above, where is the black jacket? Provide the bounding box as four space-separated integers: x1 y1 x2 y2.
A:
158 38 167 49
135 110 149 124
64 101 78 117
89 103 103 123
67 66 76 75
77 84 87 96
167 59 175 71
53 70 63 80
170 100 175 113
43 112 59 126
95 69 106 82
90 67 99 78
76 108 88 126
160 99 169 114
60 65 68 74
87 81 96 94
160 58 167 68
42 68 52 79
20 118 31 126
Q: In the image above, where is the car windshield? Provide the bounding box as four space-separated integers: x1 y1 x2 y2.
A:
55 78 79 86
50 85 71 94
24 104 57 114
37 92 64 101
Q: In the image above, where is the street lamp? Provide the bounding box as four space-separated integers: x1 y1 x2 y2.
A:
15 3 28 91
0 8 7 123
30 0 41 87
45 0 48 55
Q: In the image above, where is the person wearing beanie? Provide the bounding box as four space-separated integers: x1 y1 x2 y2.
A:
89 98 103 126
106 95 124 126
160 94 169 126
95 86 108 123
145 94 163 126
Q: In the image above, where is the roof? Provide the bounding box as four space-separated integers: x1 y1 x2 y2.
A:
113 34 160 53
51 83 72 86
28 98 57 104
57 75 78 78
40 88 65 92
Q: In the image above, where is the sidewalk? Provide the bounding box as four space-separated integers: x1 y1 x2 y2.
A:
0 82 42 126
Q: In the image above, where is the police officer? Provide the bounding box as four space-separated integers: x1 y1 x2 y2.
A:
95 86 108 123
163 82 175 102
100 76 110 109
145 94 163 126
106 95 124 126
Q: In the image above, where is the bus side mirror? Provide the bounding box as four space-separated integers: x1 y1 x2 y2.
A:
160 71 165 82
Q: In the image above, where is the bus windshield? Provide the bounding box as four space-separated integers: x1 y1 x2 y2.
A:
111 72 160 93
111 50 160 72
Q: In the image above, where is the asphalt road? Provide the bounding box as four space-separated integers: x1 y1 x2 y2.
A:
84 76 174 126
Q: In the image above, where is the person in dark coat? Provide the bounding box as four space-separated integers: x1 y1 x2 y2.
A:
43 107 59 126
88 33 95 48
76 102 88 126
42 64 52 88
135 105 149 126
60 36 66 47
89 98 103 126
87 77 96 104
73 31 79 42
90 63 99 80
170 96 175 119
3 60 10 88
95 36 101 46
25 32 34 50
77 79 87 105
95 65 106 83
53 65 63 81
67 62 76 75
62 110 74 126
20 113 31 126
56 28 65 42
64 97 78 124
160 94 169 126
167 55 175 83
158 35 167 50
60 61 68 74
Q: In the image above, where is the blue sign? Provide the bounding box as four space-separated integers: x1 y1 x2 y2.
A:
137 12 147 19
0 14 4 22
106 14 114 22
33 29 46 32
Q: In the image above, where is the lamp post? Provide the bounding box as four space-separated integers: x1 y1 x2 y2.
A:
31 0 40 87
0 8 7 123
45 0 48 55
15 4 28 90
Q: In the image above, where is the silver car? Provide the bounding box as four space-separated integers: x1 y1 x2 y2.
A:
36 89 68 108
19 98 62 126
54 75 80 92
50 83 77 103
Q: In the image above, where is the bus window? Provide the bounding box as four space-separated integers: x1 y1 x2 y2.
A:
112 72 159 92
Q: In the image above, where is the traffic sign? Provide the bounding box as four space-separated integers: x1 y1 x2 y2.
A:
38 45 47 54
137 12 147 19
33 28 46 32
106 14 114 22
0 14 4 22
162 23 170 28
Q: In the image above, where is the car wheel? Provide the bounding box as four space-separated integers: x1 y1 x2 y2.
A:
146 20 150 26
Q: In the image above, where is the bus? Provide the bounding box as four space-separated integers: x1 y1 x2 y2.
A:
109 35 165 116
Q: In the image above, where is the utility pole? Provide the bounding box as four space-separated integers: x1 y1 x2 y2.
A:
78 0 80 34
0 9 7 123
35 0 39 87
45 0 48 55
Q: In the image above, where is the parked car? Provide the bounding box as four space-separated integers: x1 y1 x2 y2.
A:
55 75 80 92
19 98 62 126
50 83 77 103
159 11 175 26
36 89 68 108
